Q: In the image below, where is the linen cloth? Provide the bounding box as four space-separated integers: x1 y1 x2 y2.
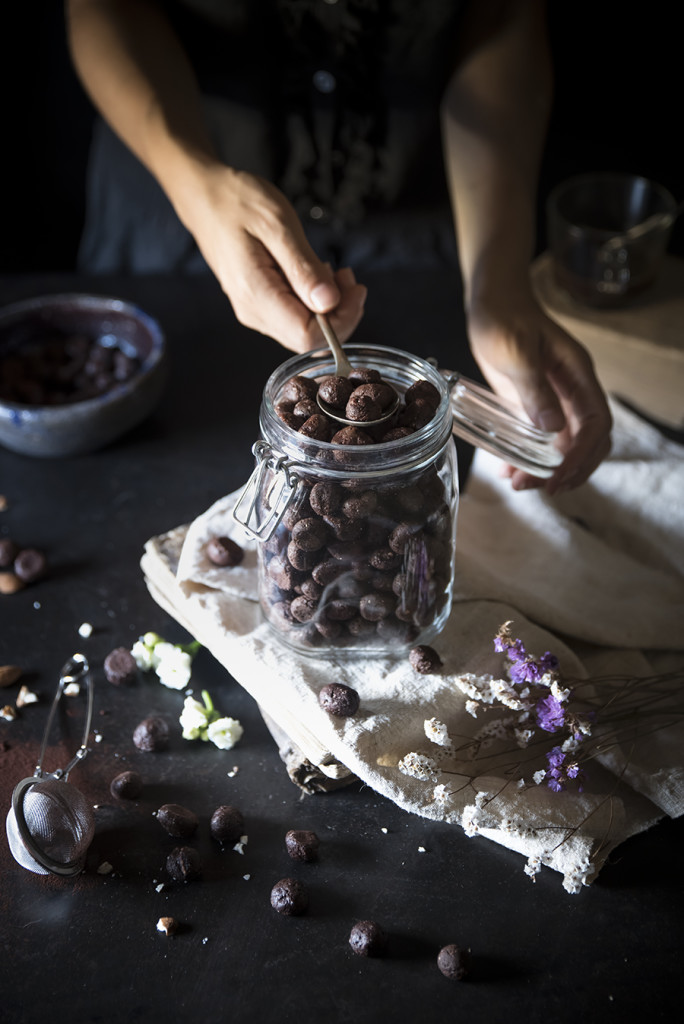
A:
144 400 684 893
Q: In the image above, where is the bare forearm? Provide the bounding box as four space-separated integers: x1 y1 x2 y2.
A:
441 0 552 304
65 0 219 221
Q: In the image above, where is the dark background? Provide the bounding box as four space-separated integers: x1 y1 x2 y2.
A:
2 1 682 274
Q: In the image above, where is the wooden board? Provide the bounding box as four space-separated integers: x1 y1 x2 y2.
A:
531 252 684 429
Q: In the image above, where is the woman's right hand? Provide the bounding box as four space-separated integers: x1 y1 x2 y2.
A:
180 166 367 353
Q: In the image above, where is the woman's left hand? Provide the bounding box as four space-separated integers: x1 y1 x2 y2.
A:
466 282 613 493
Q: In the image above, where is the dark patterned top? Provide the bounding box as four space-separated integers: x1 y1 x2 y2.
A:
80 0 470 273
165 0 470 227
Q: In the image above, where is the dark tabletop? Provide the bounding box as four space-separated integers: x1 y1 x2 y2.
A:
1 271 682 1024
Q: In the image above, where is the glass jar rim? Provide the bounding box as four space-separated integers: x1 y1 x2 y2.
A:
259 343 455 476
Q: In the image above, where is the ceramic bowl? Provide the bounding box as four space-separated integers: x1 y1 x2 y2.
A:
0 293 167 457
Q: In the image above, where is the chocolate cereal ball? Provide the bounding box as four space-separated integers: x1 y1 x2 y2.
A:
207 535 244 567
280 374 318 404
133 715 169 752
155 803 199 839
13 547 47 583
284 829 320 862
166 846 202 883
317 375 355 410
437 944 470 980
270 877 309 916
210 805 245 844
349 920 387 957
409 644 443 674
318 682 360 717
104 646 138 686
110 770 143 800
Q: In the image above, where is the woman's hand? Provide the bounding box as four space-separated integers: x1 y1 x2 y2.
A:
466 282 612 493
181 167 367 352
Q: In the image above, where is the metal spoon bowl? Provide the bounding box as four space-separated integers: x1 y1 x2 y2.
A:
314 313 400 427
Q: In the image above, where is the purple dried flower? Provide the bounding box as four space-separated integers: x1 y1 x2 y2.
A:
546 745 565 769
539 652 559 674
536 695 566 733
543 746 585 793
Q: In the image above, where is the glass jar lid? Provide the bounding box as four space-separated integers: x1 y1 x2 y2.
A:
443 371 563 478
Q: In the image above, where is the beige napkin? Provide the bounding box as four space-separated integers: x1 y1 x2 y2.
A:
142 399 684 894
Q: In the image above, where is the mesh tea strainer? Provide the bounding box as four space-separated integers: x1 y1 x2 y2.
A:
5 653 95 876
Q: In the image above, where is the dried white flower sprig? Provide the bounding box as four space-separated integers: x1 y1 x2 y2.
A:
397 622 684 893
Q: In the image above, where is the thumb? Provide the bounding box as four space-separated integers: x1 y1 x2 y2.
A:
269 230 341 313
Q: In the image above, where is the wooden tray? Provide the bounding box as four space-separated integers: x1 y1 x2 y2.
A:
532 252 684 429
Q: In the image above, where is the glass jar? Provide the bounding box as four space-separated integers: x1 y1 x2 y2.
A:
234 344 561 658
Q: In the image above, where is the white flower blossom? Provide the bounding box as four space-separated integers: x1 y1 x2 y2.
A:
550 679 572 703
397 752 439 782
574 715 593 737
180 696 208 740
461 804 482 837
465 699 480 718
424 718 451 747
453 673 498 704
491 678 534 712
154 642 193 690
207 716 244 750
532 769 547 785
471 716 516 751
514 727 534 748
131 637 156 672
562 858 591 895
524 855 541 880
433 784 450 804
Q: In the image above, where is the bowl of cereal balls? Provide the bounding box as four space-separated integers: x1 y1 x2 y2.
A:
0 293 167 457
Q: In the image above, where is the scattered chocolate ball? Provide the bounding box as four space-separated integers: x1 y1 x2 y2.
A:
437 943 470 980
270 877 309 916
103 646 138 686
210 804 245 844
285 829 320 862
110 770 143 800
0 538 19 569
166 846 202 883
318 682 360 717
207 535 244 567
133 715 169 752
13 547 47 583
155 803 199 839
409 644 443 674
349 920 387 957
